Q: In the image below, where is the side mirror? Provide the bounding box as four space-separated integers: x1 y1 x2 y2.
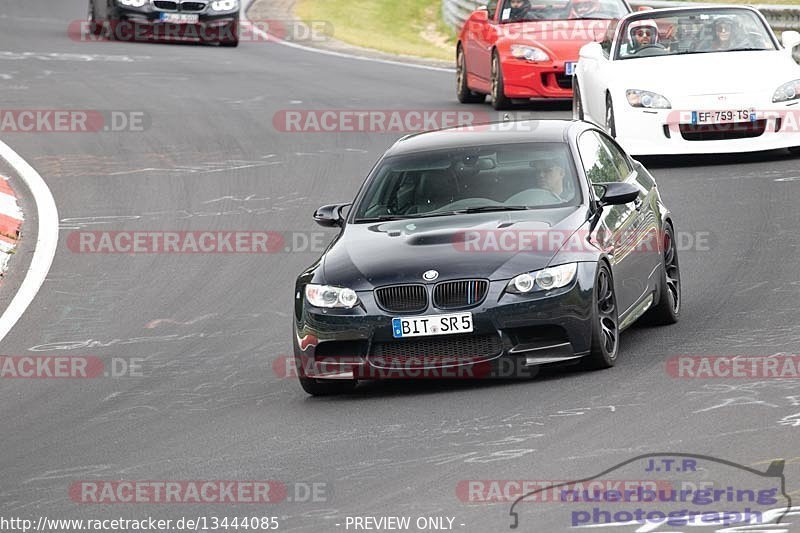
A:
580 41 603 60
637 5 653 11
782 30 800 51
313 203 350 228
597 182 640 206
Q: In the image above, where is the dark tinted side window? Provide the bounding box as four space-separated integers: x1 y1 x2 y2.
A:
577 131 622 186
597 133 632 179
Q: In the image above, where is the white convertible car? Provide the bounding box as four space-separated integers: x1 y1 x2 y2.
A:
573 6 800 155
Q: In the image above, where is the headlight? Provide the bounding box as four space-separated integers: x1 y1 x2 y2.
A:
118 0 148 7
626 89 671 109
506 263 578 294
210 0 238 11
772 80 800 103
510 45 550 62
305 284 359 309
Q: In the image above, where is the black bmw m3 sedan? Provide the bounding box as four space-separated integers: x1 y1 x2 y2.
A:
87 0 240 46
293 120 680 395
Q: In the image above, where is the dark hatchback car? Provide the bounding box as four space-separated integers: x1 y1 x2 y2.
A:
87 0 240 46
294 120 680 395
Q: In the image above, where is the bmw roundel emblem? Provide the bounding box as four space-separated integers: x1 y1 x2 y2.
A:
423 270 439 282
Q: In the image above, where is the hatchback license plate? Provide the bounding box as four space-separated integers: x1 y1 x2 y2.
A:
392 312 473 339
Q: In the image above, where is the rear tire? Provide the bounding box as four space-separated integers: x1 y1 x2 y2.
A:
642 222 681 325
298 375 357 396
572 79 584 121
456 47 485 104
491 52 512 111
582 263 619 370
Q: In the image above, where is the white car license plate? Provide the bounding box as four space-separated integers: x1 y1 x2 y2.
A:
565 61 577 76
691 109 755 125
160 13 199 24
392 312 473 339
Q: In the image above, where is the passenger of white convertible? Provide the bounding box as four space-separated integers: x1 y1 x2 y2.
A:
508 0 531 21
626 19 659 54
708 17 737 51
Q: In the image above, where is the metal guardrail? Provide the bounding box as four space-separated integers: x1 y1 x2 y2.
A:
442 0 800 33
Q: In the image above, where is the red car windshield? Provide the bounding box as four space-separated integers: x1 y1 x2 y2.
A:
500 0 628 22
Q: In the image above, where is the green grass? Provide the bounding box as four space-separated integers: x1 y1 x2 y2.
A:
295 0 456 61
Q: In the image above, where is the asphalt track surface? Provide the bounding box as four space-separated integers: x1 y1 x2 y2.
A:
1 1 800 531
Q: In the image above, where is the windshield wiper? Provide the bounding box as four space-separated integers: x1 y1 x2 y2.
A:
453 205 531 214
355 205 532 222
726 47 768 52
355 211 465 223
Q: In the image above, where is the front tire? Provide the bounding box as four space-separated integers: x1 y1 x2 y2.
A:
87 0 103 36
456 47 485 103
491 52 512 111
583 263 619 370
643 222 681 325
789 146 800 155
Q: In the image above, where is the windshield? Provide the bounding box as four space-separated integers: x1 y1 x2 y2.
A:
352 142 582 222
616 8 776 60
499 0 628 22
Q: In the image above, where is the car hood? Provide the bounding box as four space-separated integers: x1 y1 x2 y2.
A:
322 207 590 290
499 19 611 58
609 50 793 96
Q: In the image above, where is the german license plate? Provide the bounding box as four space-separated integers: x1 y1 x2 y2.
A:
691 109 755 124
159 13 199 23
392 312 473 339
565 61 577 76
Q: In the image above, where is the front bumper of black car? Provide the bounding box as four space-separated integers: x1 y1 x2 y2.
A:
107 5 239 42
293 262 598 381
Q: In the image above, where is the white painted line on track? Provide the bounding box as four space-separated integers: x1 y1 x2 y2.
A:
0 140 59 344
240 18 455 73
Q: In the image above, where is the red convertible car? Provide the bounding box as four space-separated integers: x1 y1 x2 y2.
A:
457 0 632 109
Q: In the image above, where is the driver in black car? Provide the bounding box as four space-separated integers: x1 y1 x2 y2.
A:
537 158 568 200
